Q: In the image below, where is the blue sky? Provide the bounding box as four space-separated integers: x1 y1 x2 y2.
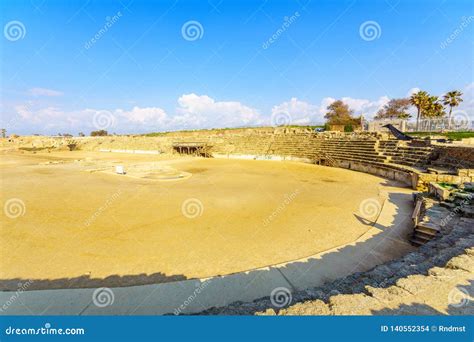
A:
1 0 473 135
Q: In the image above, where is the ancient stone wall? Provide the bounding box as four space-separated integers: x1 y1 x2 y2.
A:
2 131 472 315
2 131 473 188
432 145 474 169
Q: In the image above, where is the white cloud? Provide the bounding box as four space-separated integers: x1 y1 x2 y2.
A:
317 96 389 120
457 83 474 116
271 98 320 124
345 96 390 119
15 104 32 120
37 107 64 119
115 106 167 124
465 82 474 93
11 94 261 133
406 88 420 97
15 104 64 123
317 97 336 115
175 93 261 127
269 96 390 125
29 88 63 97
10 86 472 134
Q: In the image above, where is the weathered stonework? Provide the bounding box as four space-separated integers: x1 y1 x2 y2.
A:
198 215 473 315
2 130 472 315
2 132 473 190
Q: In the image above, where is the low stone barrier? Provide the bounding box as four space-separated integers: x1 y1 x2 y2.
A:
99 149 161 154
4 133 473 191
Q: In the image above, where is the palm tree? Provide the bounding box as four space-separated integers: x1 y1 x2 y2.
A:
423 96 445 131
425 96 445 117
442 90 463 129
410 90 430 131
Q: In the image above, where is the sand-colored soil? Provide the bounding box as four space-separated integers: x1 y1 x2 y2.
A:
0 151 400 290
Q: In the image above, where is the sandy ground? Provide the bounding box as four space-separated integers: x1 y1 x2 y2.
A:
0 150 405 290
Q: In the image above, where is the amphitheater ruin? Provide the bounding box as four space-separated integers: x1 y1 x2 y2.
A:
0 127 472 315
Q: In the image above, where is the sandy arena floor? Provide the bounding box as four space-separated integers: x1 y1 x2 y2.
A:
0 151 404 290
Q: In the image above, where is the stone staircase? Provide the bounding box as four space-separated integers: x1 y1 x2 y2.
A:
410 185 473 246
266 135 387 165
378 140 434 168
266 134 320 159
173 133 445 188
410 202 447 246
209 134 433 178
317 139 385 164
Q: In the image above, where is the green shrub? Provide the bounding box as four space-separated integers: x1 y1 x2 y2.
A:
344 124 354 132
90 130 108 136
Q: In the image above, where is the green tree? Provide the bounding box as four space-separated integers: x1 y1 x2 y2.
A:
424 96 445 118
90 130 108 136
410 90 430 131
375 98 411 120
442 90 463 129
421 96 445 131
324 100 356 125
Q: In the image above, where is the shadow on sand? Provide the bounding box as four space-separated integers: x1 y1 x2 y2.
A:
0 185 432 316
0 187 410 290
1 182 470 315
